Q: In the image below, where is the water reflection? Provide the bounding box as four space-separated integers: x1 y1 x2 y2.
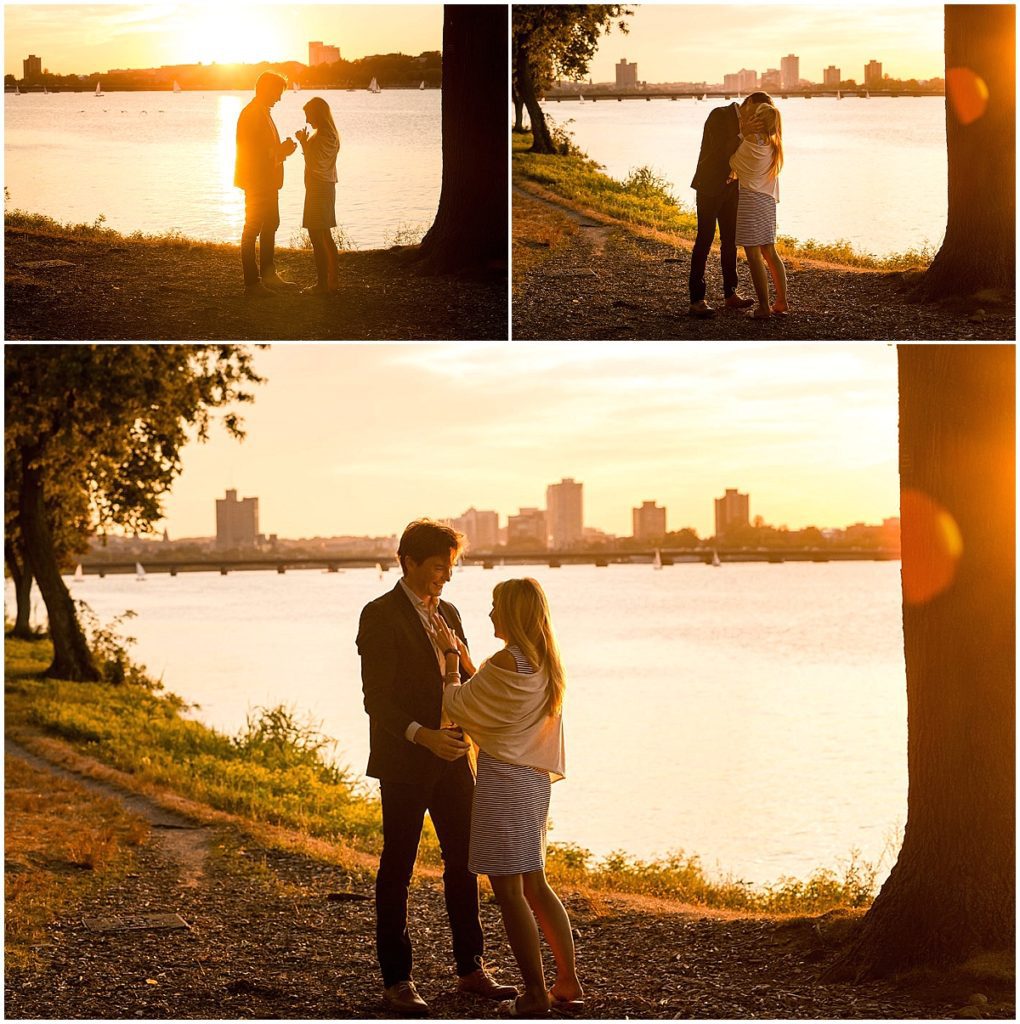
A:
217 95 244 234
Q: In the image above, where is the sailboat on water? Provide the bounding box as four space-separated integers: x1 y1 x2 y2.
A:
419 80 425 90
73 564 85 583
652 549 663 571
135 562 146 581
368 76 381 94
173 80 181 94
95 80 104 97
291 80 300 92
13 83 20 96
711 550 721 568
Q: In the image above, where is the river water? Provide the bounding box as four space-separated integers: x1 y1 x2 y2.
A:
541 95 946 258
12 560 907 886
4 89 441 250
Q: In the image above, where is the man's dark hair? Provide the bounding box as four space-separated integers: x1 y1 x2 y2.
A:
255 71 288 99
397 519 463 573
743 91 773 107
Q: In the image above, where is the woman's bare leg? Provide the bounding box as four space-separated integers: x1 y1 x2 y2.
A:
762 244 789 312
490 873 552 1012
325 229 340 289
308 230 328 289
522 869 583 1003
744 246 771 317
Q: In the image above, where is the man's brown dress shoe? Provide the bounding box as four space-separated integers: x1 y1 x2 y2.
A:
457 966 518 1001
688 299 717 318
724 293 755 309
383 980 429 1016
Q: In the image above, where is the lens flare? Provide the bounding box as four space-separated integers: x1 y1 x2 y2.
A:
900 489 964 604
946 67 989 125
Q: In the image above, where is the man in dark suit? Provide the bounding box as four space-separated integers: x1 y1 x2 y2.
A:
357 519 517 1016
688 91 772 318
234 71 299 299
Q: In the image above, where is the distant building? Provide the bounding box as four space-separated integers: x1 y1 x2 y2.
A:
507 508 547 548
737 68 758 92
714 488 749 537
865 59 883 88
23 54 42 81
823 65 841 87
546 478 583 549
216 488 259 549
615 58 638 89
760 68 781 91
780 53 800 90
632 500 667 541
451 507 500 551
723 72 741 92
309 41 341 66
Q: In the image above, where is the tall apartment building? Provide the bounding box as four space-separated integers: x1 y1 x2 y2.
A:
723 72 741 92
864 59 883 88
823 65 841 86
546 478 583 550
451 507 499 551
23 54 42 80
615 58 638 89
632 501 667 541
780 54 800 90
309 41 341 66
737 68 758 92
507 508 547 548
714 489 750 537
760 68 781 91
216 489 259 549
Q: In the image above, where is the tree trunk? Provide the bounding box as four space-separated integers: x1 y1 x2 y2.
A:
5 540 36 640
416 4 508 273
517 39 556 154
511 86 526 133
917 5 1015 299
826 346 1015 980
18 452 100 681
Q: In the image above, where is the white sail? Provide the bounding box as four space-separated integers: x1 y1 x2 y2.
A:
14 83 20 95
578 92 585 103
419 80 425 90
652 549 663 570
711 550 721 567
291 80 299 92
73 564 85 583
173 80 181 93
368 76 381 94
375 561 383 579
95 81 103 96
135 561 146 581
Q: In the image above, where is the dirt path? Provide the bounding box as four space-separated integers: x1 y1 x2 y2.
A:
4 227 507 341
511 187 1015 341
4 741 1011 1020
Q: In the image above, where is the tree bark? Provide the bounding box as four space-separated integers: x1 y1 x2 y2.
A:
917 5 1015 298
5 540 36 640
512 86 526 133
516 37 556 154
18 451 100 681
416 4 508 273
826 346 1015 980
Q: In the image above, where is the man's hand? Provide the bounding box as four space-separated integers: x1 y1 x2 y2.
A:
415 726 470 761
281 137 298 158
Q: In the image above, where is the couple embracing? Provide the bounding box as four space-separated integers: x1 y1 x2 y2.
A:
688 91 790 320
234 71 341 298
357 520 584 1018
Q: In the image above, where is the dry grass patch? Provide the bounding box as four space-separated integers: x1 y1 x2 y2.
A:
512 193 580 291
4 754 149 969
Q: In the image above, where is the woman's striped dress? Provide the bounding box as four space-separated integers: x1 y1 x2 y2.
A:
468 644 552 877
735 187 777 246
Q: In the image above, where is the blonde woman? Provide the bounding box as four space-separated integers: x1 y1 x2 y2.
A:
729 102 789 319
432 579 583 1018
295 96 340 294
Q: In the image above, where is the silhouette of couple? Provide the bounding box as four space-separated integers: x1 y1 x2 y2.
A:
234 71 340 298
689 91 791 320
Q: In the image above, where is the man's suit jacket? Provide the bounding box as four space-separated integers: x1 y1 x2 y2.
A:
234 98 285 193
690 103 741 196
357 583 470 785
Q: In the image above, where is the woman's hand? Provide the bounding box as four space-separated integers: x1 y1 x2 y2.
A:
431 612 458 653
295 127 309 144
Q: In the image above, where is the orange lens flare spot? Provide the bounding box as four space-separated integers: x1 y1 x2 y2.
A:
900 489 964 605
946 67 989 125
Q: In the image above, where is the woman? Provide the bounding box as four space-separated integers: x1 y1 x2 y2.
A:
432 579 583 1018
294 96 340 294
729 102 789 319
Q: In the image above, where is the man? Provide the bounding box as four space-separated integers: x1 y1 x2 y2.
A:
688 91 772 318
234 71 299 299
357 520 516 1016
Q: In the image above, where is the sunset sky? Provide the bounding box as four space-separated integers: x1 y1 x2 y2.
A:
4 3 442 76
583 4 944 85
157 343 900 541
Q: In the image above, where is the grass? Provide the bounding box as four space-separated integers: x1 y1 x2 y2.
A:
4 754 149 969
512 132 933 272
6 634 879 916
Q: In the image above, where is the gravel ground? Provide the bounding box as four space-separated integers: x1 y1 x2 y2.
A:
5 743 1014 1020
511 189 1015 342
4 227 508 341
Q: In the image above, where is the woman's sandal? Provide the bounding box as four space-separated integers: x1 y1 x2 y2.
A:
498 997 553 1018
550 998 586 1016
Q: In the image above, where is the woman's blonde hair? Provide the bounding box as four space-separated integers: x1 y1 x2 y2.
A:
492 577 566 716
303 96 339 149
753 103 784 177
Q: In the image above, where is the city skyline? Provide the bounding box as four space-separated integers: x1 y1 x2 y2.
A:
583 5 943 86
154 344 900 541
3 4 443 78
